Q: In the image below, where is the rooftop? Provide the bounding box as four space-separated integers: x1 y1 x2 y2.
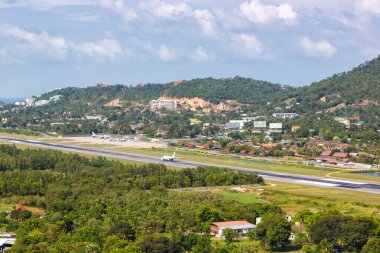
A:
211 221 254 228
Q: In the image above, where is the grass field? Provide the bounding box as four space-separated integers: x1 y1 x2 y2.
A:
214 181 380 217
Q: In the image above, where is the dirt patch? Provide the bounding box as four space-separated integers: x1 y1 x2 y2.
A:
59 136 168 149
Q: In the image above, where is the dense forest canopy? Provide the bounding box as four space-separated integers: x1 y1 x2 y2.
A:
0 145 379 252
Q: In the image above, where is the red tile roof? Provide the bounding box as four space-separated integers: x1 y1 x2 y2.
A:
239 150 247 154
320 151 332 157
248 151 255 155
211 221 253 227
16 205 26 211
332 152 349 158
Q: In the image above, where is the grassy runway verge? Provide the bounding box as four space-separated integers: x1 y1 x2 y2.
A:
111 147 380 183
212 181 380 217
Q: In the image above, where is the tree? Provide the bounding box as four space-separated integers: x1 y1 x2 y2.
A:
137 235 176 253
222 228 237 245
10 209 32 220
362 237 380 253
340 217 377 252
254 213 291 250
108 220 136 241
309 212 344 248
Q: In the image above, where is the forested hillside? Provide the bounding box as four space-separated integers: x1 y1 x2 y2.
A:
40 56 380 114
164 77 285 104
287 56 380 113
42 76 286 107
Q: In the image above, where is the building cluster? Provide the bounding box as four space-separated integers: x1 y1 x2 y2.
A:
149 99 177 111
334 117 364 128
225 119 284 134
15 95 63 107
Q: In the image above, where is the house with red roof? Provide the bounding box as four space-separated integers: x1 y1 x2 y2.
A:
210 221 255 238
223 148 231 153
332 152 349 159
16 205 26 211
239 150 247 155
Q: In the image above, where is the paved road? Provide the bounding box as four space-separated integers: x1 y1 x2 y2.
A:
1 137 380 195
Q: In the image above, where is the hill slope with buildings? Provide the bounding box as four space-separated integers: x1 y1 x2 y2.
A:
41 76 288 108
36 55 380 114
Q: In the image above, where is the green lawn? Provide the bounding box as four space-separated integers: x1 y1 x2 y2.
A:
223 192 266 204
216 181 380 217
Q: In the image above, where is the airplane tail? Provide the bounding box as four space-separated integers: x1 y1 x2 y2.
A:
92 132 96 136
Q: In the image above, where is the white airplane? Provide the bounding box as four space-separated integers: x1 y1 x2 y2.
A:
91 132 110 139
161 152 176 162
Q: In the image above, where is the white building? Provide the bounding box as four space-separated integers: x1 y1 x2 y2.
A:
34 100 50 107
269 123 283 133
273 113 299 119
226 120 244 130
254 121 267 128
0 233 16 252
210 221 255 238
149 100 177 111
49 95 63 101
25 98 36 106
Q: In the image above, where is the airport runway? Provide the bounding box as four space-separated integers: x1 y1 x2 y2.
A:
1 137 380 195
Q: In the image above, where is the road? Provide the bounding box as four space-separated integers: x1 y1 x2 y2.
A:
1 137 380 195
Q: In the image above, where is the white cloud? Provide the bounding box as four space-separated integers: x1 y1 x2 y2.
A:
239 0 297 24
99 0 137 21
73 39 125 61
0 24 126 61
189 46 215 62
0 24 68 60
300 37 337 58
230 33 263 57
159 45 177 61
139 0 191 20
194 9 216 35
359 0 380 15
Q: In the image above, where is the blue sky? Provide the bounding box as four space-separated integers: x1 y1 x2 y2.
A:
0 0 380 98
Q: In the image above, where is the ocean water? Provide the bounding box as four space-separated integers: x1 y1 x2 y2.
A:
0 98 25 104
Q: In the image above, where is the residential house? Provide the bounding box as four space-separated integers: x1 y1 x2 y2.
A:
0 233 16 252
248 150 255 156
210 221 255 238
291 125 300 133
239 150 247 155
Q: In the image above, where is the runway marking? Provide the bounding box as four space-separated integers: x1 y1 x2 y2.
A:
296 180 337 187
323 178 365 185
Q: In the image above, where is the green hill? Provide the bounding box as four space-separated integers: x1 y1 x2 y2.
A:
42 76 288 108
286 56 380 113
26 55 380 115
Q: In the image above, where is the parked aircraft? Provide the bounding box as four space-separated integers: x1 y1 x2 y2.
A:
91 132 110 139
161 152 176 162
